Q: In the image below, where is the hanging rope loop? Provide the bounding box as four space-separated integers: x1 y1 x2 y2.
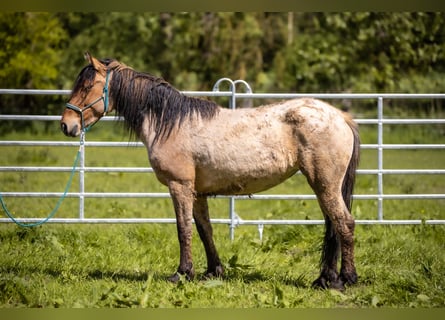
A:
0 134 84 227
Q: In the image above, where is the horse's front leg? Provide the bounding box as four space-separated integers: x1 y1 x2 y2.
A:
193 195 224 279
167 180 195 282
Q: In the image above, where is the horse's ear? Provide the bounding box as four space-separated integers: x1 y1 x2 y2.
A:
84 52 106 76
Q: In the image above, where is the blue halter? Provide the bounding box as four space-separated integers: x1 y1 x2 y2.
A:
65 69 110 132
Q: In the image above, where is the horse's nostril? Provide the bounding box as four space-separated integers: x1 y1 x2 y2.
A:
61 122 68 135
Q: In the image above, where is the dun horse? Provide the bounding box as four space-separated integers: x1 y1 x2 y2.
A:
61 53 360 290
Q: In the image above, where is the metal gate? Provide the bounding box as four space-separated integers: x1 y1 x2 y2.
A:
1 81 444 240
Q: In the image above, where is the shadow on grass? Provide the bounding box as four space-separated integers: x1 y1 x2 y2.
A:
217 269 310 288
87 268 310 288
87 269 168 282
1 265 167 283
2 264 310 289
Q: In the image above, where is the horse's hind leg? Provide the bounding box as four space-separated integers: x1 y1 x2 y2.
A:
301 161 357 290
312 193 356 290
193 196 224 278
312 216 341 289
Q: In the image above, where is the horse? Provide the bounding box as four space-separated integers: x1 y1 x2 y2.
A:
61 52 360 290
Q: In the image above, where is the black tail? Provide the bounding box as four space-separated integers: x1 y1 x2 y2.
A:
342 118 360 212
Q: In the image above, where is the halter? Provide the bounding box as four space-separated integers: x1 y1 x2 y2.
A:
65 69 110 132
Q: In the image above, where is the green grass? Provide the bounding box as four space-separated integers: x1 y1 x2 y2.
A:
0 118 444 308
0 224 444 308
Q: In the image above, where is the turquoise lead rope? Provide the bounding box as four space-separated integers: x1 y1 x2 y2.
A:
1 69 110 227
0 139 82 228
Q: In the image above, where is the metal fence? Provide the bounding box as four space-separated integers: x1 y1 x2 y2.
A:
1 80 444 240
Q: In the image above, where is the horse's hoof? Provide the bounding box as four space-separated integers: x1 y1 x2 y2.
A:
167 271 194 283
168 272 181 283
329 279 346 291
312 277 329 290
312 277 346 291
202 265 224 280
341 271 358 286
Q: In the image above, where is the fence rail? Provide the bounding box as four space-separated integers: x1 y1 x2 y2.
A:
1 83 444 239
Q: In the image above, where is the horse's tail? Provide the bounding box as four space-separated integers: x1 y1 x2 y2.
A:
342 115 360 212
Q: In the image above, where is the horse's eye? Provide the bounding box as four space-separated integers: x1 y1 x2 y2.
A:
81 85 91 94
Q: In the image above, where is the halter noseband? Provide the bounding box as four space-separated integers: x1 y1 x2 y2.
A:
65 69 110 132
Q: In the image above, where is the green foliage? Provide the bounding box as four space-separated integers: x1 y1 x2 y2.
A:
280 13 445 93
57 13 163 87
0 13 66 90
1 12 444 119
0 13 67 133
53 13 273 91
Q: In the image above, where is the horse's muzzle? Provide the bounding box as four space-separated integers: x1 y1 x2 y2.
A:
61 122 79 137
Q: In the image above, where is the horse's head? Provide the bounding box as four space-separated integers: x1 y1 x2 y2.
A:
61 52 112 137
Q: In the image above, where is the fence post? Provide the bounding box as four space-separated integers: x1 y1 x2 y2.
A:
212 78 237 240
212 78 252 240
377 97 384 220
79 131 86 220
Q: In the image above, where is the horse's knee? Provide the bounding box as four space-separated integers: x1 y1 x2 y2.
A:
343 211 355 233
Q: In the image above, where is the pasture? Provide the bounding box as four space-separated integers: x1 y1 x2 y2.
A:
0 109 444 308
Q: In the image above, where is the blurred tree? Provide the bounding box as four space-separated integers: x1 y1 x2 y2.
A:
278 12 445 93
1 12 444 122
0 12 66 90
57 12 162 89
0 12 67 133
0 13 67 115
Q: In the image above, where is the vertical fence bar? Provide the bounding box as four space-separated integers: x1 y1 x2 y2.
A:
377 97 384 220
227 80 253 240
229 81 237 241
79 131 86 220
212 78 237 240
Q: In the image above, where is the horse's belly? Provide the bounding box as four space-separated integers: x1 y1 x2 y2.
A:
195 162 299 195
193 127 299 195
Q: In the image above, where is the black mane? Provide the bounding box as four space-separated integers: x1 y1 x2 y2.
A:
108 63 219 142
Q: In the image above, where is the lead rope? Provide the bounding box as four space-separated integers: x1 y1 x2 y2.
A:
0 133 84 228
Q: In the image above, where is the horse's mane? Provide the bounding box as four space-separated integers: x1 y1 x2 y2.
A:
105 60 219 142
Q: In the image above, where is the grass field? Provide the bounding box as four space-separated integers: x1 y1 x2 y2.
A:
0 109 444 308
0 223 444 308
